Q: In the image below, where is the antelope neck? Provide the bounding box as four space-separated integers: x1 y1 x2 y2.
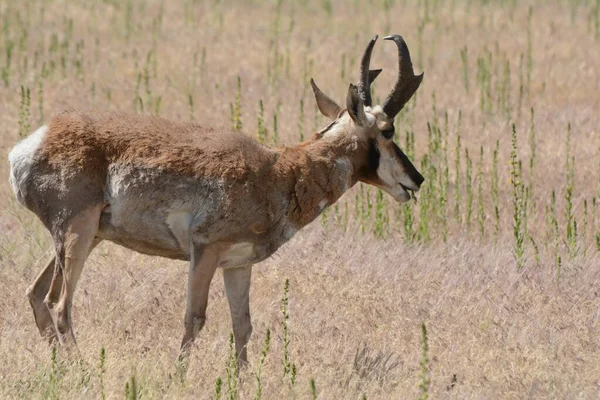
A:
274 136 357 228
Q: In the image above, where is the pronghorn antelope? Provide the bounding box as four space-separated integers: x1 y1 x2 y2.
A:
8 34 424 363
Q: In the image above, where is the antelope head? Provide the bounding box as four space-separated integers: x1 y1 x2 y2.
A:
310 34 424 203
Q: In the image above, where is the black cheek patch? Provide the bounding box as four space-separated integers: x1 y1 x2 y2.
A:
356 140 381 183
367 140 380 174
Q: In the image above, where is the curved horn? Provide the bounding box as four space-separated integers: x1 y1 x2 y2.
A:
357 35 378 107
382 35 424 119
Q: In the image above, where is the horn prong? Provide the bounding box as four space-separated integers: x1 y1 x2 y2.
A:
368 69 382 83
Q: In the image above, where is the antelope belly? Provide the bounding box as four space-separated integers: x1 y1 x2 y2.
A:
219 242 256 268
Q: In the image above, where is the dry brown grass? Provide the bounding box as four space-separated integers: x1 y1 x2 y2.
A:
1 0 599 398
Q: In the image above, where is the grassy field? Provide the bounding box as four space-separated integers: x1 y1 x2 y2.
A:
1 0 600 398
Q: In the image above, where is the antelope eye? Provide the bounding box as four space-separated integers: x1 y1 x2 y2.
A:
382 128 394 139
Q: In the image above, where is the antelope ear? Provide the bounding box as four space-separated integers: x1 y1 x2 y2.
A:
310 78 342 120
346 84 367 126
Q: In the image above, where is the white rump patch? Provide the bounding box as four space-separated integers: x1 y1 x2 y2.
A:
220 242 255 267
8 125 47 205
166 211 192 253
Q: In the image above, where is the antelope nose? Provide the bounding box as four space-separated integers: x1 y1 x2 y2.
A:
414 171 425 189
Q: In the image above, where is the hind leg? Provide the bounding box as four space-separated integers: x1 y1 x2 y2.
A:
27 239 101 342
27 256 59 342
44 204 103 345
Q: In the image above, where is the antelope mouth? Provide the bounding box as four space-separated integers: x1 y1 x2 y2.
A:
400 183 418 202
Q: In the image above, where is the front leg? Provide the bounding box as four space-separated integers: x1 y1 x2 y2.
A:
179 243 218 356
223 265 253 365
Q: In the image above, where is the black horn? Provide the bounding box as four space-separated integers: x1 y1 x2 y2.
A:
357 35 378 107
382 35 423 119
